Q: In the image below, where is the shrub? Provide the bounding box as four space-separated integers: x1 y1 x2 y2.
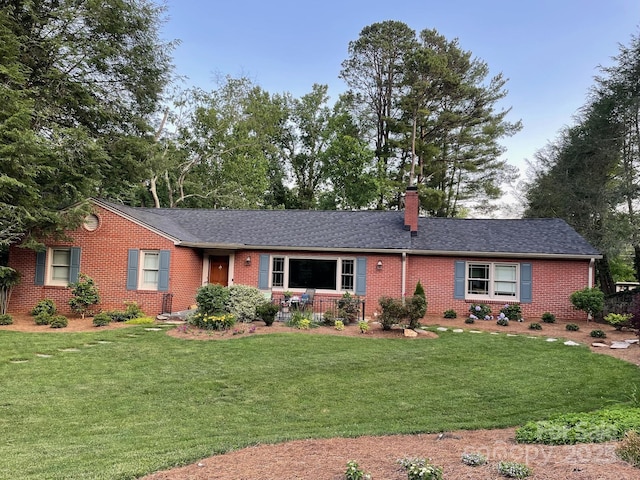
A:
345 460 371 480
541 312 556 323
461 452 487 466
124 316 155 325
104 310 129 322
414 280 426 299
497 461 532 478
0 314 13 325
406 294 427 329
496 317 509 327
49 315 68 328
338 292 361 324
605 312 633 331
443 309 457 319
68 273 100 318
501 303 522 322
515 406 640 445
31 299 57 316
227 284 266 322
287 310 313 329
189 312 236 330
529 322 542 330
566 323 580 331
358 320 369 333
378 296 406 330
334 320 345 331
323 310 336 326
34 312 52 325
469 303 491 320
570 287 604 318
256 302 279 326
464 317 475 324
195 284 229 315
398 458 443 480
616 430 640 467
92 312 111 327
590 329 607 338
124 301 144 319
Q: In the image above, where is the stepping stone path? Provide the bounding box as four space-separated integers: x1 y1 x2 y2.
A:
563 340 580 346
546 338 558 342
452 329 464 333
436 327 448 332
610 342 631 349
469 330 482 333
144 328 163 331
592 342 609 348
59 348 80 352
36 353 52 358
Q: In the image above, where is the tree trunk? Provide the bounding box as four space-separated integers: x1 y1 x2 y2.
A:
596 256 615 295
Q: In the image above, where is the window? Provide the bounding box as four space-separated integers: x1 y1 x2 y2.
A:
140 251 160 290
49 248 71 286
272 257 284 287
467 262 518 300
341 259 354 291
269 256 357 292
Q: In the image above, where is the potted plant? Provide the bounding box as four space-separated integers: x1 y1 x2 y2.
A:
256 302 279 326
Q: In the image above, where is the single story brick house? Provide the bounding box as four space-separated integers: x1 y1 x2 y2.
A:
7 188 601 320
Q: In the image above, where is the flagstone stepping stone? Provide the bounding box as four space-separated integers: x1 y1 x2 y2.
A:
126 334 140 337
59 348 80 352
625 339 639 344
469 330 482 333
507 334 518 337
610 342 631 349
546 338 558 342
36 353 52 358
144 327 163 331
10 359 29 363
592 342 609 348
84 343 97 347
436 327 448 332
452 328 464 333
96 340 112 344
490 332 500 335
564 340 580 346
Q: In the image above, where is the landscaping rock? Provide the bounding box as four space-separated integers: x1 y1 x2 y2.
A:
625 339 639 344
415 329 430 335
403 329 418 337
610 342 630 349
563 340 580 346
591 342 609 348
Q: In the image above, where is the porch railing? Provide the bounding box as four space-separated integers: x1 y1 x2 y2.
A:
271 294 365 324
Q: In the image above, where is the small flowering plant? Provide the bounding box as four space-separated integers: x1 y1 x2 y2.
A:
189 312 236 330
461 452 487 466
469 303 491 320
398 458 443 480
500 303 523 322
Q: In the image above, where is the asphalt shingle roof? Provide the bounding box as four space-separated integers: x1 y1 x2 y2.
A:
96 200 600 257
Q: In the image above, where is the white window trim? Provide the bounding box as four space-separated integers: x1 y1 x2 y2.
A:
47 247 71 287
269 255 357 294
139 250 160 291
465 262 520 302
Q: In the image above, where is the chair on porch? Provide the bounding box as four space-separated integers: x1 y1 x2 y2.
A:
300 288 315 310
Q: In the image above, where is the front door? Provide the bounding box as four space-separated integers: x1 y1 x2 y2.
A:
209 256 229 286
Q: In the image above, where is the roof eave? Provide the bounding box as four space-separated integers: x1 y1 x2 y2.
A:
405 249 602 260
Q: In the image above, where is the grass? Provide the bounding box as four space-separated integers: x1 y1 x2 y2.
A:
0 327 639 479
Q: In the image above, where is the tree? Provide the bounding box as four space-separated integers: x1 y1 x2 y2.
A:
0 0 174 247
68 273 100 319
340 20 418 209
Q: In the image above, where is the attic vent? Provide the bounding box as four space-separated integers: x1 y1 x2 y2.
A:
83 214 100 231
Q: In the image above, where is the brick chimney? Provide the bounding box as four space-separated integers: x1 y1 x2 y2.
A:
403 186 419 236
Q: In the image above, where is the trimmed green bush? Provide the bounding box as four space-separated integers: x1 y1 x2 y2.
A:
195 283 229 315
605 313 632 331
92 312 111 327
496 317 509 326
443 309 457 319
49 315 68 328
529 322 542 330
464 317 475 324
34 312 52 325
227 284 266 322
256 302 279 326
541 312 556 323
0 314 13 325
31 299 56 316
590 329 607 338
570 287 604 318
566 323 580 331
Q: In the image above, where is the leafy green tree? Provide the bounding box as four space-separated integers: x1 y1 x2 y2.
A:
0 0 173 247
68 273 100 319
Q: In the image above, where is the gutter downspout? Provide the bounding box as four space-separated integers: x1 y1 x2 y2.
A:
401 252 407 301
588 258 595 288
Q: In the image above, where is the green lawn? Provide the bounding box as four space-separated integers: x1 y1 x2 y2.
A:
1 326 638 479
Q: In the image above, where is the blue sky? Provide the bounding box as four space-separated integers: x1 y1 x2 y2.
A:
158 0 639 175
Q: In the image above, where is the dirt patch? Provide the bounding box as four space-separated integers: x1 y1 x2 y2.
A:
3 312 639 479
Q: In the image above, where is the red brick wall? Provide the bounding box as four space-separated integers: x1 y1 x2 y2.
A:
406 256 591 321
8 205 203 316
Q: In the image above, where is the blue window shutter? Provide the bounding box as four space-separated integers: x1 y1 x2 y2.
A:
355 257 367 296
454 261 465 299
520 263 532 304
69 247 81 283
258 254 269 289
158 250 170 292
35 251 46 285
126 249 139 291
